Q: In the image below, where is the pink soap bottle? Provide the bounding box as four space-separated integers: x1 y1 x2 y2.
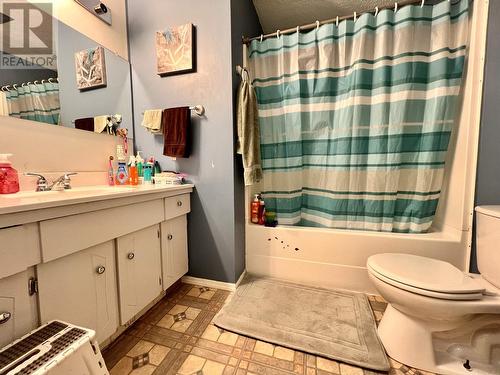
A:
0 154 20 194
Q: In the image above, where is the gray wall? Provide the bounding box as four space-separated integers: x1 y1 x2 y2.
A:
472 3 500 272
127 0 260 283
230 0 262 281
57 21 133 135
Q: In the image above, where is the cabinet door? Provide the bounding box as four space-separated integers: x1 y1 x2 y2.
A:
117 224 162 325
0 268 38 348
161 215 188 290
37 241 119 344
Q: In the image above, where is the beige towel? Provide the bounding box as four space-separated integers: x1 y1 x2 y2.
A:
94 115 108 133
142 109 163 134
237 70 262 185
0 92 9 116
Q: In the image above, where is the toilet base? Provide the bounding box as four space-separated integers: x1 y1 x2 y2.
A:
378 304 500 375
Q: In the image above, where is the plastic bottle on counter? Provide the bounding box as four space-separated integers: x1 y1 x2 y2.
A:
0 154 20 194
128 155 138 186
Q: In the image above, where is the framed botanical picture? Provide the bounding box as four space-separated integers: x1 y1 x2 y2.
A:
74 46 107 90
156 23 196 76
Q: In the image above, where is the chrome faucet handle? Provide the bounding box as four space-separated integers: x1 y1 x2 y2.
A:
61 172 77 189
24 173 49 191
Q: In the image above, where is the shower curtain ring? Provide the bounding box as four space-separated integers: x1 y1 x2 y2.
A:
336 16 339 27
421 0 425 7
316 20 320 30
296 26 300 34
260 34 263 42
353 12 357 22
375 6 379 16
394 2 398 13
276 29 281 39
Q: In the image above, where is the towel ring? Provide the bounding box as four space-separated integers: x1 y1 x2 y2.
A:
394 2 398 12
353 12 357 22
336 16 339 27
316 20 320 30
276 29 280 39
374 6 379 16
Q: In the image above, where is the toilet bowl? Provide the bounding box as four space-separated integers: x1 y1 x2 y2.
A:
367 206 500 375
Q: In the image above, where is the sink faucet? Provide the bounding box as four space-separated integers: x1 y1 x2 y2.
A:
25 172 78 191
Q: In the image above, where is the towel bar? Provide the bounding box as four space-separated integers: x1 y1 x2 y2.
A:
141 105 205 117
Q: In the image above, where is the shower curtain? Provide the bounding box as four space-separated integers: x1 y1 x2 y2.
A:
247 0 469 233
6 81 60 125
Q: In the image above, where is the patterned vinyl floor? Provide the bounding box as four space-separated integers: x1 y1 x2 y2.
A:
103 283 435 375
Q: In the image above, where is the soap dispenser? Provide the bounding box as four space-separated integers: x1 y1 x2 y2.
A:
0 153 20 194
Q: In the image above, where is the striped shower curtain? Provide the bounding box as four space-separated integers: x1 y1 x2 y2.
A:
7 81 60 125
247 0 469 233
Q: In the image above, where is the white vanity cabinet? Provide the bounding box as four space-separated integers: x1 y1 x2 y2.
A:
0 185 192 348
116 224 163 325
0 268 38 348
36 241 119 344
161 215 189 290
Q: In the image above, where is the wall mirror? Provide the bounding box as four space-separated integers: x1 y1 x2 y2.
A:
0 2 133 137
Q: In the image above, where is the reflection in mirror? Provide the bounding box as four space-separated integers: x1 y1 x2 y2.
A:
0 3 133 138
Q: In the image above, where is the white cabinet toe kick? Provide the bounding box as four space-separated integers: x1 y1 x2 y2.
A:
0 185 192 348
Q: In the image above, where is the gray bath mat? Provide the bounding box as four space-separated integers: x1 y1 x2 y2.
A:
214 275 389 371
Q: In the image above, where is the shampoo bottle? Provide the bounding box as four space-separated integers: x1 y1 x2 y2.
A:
128 155 138 186
0 154 20 194
251 194 260 224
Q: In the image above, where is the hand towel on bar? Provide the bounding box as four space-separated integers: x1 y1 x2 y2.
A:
142 109 163 134
162 107 191 158
0 92 9 116
94 115 109 133
236 70 262 185
74 117 94 132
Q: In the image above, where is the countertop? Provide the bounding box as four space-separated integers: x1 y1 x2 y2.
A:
0 184 194 215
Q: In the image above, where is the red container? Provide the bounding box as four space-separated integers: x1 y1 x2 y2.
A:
0 154 20 194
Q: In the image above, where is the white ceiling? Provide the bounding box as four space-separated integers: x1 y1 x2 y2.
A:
252 0 417 34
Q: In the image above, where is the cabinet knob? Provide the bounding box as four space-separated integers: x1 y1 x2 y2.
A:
96 266 106 275
177 201 183 207
127 252 135 260
167 234 173 240
0 312 11 325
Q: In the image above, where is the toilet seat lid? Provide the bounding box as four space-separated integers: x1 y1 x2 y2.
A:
367 253 485 295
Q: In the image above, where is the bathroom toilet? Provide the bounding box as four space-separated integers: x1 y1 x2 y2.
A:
368 206 500 375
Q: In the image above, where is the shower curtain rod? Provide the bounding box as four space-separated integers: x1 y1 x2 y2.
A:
242 0 431 44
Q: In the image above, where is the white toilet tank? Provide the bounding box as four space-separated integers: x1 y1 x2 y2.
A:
475 206 500 288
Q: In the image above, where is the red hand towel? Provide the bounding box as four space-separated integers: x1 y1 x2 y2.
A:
162 107 191 158
74 117 94 132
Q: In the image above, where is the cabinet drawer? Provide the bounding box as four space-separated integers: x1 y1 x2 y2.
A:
0 223 41 279
40 199 164 262
165 194 190 220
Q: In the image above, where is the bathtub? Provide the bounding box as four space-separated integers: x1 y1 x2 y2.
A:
243 0 487 293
